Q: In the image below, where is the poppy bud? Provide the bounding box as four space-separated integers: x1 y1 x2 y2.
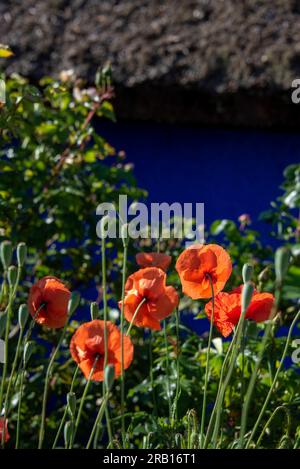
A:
175 433 183 448
16 242 27 267
241 282 254 312
23 341 35 366
7 265 17 288
0 241 12 270
90 302 99 321
275 247 290 285
242 263 253 283
104 364 115 391
0 313 7 337
64 421 73 448
258 266 269 283
18 304 28 330
121 223 129 247
67 392 76 419
67 291 80 316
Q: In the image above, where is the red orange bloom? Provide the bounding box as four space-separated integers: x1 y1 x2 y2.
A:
119 267 179 330
28 276 71 329
175 244 232 299
136 252 171 271
70 319 133 381
205 285 275 337
0 418 10 444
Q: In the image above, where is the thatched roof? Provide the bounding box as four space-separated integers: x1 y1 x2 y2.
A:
2 0 300 127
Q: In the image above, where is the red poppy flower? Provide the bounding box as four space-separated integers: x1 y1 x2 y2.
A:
119 267 179 330
175 244 232 299
28 276 71 329
70 319 133 382
0 418 10 444
136 252 172 271
205 285 275 337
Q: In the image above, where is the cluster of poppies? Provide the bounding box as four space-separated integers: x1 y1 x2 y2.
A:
0 243 275 444
27 244 274 381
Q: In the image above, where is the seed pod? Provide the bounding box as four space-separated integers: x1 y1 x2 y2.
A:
104 364 115 391
242 263 253 283
0 241 12 270
67 291 80 316
90 302 99 321
23 341 35 366
242 282 254 312
275 247 290 285
64 421 73 448
17 242 27 267
18 304 28 329
7 265 17 288
67 392 76 419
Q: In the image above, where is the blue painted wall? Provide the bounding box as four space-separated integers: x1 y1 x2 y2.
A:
101 121 300 242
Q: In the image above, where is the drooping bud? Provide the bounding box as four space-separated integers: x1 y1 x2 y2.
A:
23 341 35 366
17 242 27 267
0 241 12 270
104 364 115 391
90 302 99 321
67 292 80 316
18 304 28 329
7 265 17 288
64 421 73 448
242 263 253 283
275 247 290 285
242 282 254 312
67 392 76 419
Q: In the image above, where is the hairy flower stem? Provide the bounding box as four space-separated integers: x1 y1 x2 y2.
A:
119 239 128 447
100 237 113 447
239 289 281 448
52 366 79 448
15 368 25 449
246 308 300 448
199 274 215 448
38 318 71 449
255 405 290 448
69 356 99 448
86 390 110 449
1 321 26 447
0 285 14 419
149 330 157 415
211 305 248 447
163 320 172 421
171 307 181 425
126 298 147 336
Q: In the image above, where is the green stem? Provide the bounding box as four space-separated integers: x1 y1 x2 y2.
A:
126 298 147 336
149 330 157 415
120 241 128 447
15 368 25 449
101 237 113 447
1 323 25 447
171 307 181 425
38 318 71 449
211 306 248 447
86 390 110 449
0 285 14 417
199 274 215 448
163 319 172 420
255 406 290 448
52 366 79 448
70 356 99 448
239 290 281 448
245 308 300 448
